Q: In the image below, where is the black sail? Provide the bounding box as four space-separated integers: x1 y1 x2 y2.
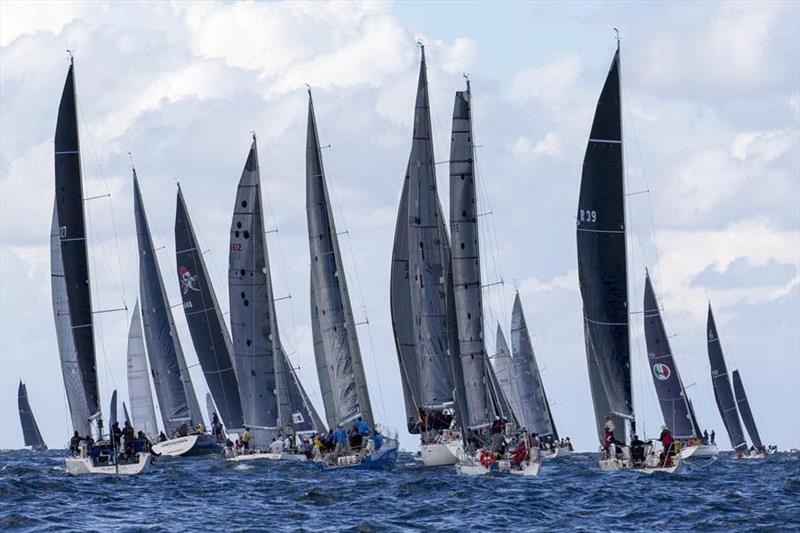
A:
175 185 245 432
109 389 118 426
122 402 131 425
54 60 99 419
643 272 696 438
18 381 47 451
576 47 633 443
732 369 763 450
707 304 747 451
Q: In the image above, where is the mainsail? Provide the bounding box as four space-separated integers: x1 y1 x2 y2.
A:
175 185 245 432
449 81 494 430
18 381 47 451
306 91 373 429
51 59 98 436
390 46 455 432
134 170 203 434
228 137 282 442
511 292 557 438
707 304 747 452
732 369 763 450
491 325 523 422
126 299 159 438
643 272 696 439
109 389 118 426
576 45 633 443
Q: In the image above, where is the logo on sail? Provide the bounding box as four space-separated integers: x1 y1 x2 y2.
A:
178 266 200 295
653 363 671 381
292 412 305 424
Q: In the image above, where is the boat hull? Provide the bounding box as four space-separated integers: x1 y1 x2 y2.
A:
317 440 398 471
420 442 459 466
152 434 223 457
599 456 681 474
226 451 308 462
65 453 151 476
680 444 719 459
456 458 541 476
542 446 572 460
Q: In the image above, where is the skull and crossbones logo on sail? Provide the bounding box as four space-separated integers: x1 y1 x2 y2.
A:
178 266 200 295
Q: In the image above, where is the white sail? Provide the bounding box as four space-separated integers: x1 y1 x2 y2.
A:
126 299 159 439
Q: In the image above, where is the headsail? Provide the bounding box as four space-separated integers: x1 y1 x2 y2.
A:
306 91 373 429
732 369 763 450
52 60 99 435
707 304 747 452
228 137 281 443
205 392 216 426
281 347 327 434
122 402 131 425
109 389 118 427
643 272 696 439
576 46 633 443
175 185 245 432
134 170 203 434
18 381 47 451
449 80 494 430
126 299 159 438
491 325 522 422
511 292 556 437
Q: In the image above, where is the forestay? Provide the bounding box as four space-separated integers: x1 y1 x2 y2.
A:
126 299 159 438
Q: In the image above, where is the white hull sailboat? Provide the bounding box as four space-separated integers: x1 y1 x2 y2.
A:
542 447 572 460
151 434 223 458
225 450 309 463
66 452 152 476
680 444 719 460
420 441 460 466
455 448 541 477
600 444 681 474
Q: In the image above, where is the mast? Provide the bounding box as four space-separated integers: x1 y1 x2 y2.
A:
306 90 373 429
643 271 697 439
134 169 203 434
52 58 99 436
576 42 634 443
175 185 245 432
126 299 159 438
732 369 763 450
511 292 556 437
18 381 47 451
707 304 748 452
228 137 282 443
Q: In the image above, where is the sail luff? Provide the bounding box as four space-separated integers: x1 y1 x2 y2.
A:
643 272 696 438
305 92 373 428
18 381 47 450
175 185 245 432
134 170 203 434
126 299 159 438
707 304 748 451
228 138 281 444
732 369 763 449
576 47 633 443
53 60 100 423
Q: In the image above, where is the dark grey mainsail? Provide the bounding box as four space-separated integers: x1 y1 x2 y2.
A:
229 137 281 443
109 389 118 426
18 381 47 451
643 272 696 439
707 304 747 452
511 292 556 437
491 325 522 421
306 91 373 429
390 46 455 433
52 59 99 435
732 369 763 450
134 170 203 434
449 81 494 430
576 45 633 443
122 402 131 425
126 299 159 438
175 185 245 432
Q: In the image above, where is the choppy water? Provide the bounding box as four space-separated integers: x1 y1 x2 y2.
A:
1 449 799 531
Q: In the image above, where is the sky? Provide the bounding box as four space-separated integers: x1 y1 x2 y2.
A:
1 1 798 452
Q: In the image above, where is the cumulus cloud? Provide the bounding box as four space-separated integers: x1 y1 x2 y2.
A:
512 132 563 161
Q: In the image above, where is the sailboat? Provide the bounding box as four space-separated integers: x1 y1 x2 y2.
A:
732 369 774 457
18 381 47 451
126 299 160 440
510 293 571 460
448 80 539 477
390 45 460 468
576 40 679 474
54 58 150 475
707 304 769 459
226 135 326 463
175 184 246 439
133 170 216 458
643 272 718 459
306 91 397 471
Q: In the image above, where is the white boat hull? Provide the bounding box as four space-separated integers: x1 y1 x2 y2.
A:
680 444 719 459
420 442 459 466
152 434 223 457
65 453 151 476
542 447 572 460
226 451 308 462
455 450 541 477
739 452 767 460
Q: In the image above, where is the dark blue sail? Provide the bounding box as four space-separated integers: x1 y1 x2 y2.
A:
732 369 763 450
18 381 47 451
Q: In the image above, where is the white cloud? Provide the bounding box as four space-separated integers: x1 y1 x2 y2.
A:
0 0 86 46
509 54 582 105
512 131 563 161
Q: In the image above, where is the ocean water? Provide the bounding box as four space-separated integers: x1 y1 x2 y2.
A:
1 449 799 531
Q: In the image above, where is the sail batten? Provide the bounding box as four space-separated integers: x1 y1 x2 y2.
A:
18 381 47 450
306 92 373 429
126 299 159 438
175 185 245 432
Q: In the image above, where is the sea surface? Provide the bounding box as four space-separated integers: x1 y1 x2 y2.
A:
1 449 799 531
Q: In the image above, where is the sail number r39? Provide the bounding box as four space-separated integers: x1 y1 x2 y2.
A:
579 209 597 223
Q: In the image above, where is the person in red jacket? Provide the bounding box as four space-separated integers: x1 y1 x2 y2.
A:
659 426 675 466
